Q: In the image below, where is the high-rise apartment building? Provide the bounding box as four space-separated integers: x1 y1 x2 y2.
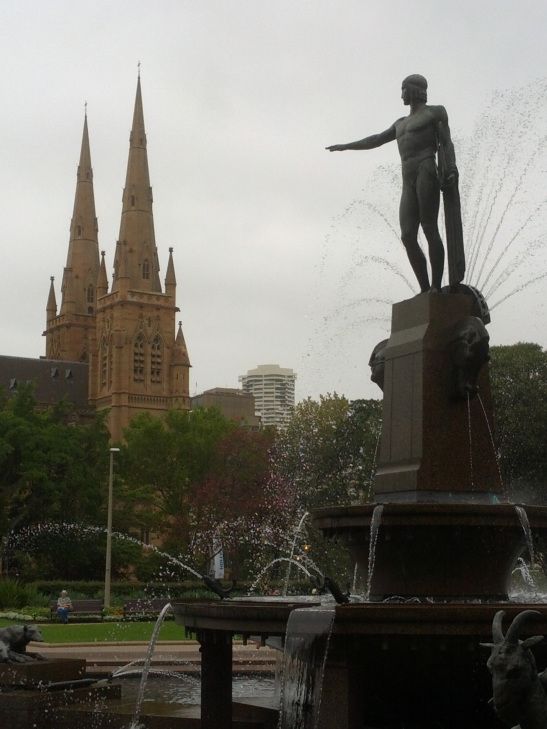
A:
239 364 296 428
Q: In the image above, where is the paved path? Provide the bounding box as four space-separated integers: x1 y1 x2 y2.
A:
33 640 277 676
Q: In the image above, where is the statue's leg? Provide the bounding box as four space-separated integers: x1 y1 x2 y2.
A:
417 160 444 291
400 183 430 293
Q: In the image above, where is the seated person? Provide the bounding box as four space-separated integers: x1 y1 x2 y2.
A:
56 590 73 623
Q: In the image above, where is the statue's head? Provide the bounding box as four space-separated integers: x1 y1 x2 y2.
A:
369 338 389 391
402 74 428 104
449 316 490 399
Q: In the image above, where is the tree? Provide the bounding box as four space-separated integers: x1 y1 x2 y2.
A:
192 427 285 580
271 394 382 512
0 384 110 534
119 407 236 560
267 394 382 585
0 384 114 580
489 343 547 503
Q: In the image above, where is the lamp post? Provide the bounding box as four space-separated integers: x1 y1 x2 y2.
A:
104 447 120 608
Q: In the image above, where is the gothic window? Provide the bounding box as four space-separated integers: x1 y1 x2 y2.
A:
131 195 136 207
150 335 163 384
86 284 94 306
133 333 145 382
77 225 82 236
51 335 60 359
100 340 109 389
142 259 150 280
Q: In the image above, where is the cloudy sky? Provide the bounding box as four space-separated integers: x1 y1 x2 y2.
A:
2 1 547 402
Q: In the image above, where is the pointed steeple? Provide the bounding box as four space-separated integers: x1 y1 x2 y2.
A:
97 250 109 297
88 75 191 440
111 75 162 294
45 110 100 363
173 321 191 367
165 247 177 298
60 111 100 316
46 277 57 321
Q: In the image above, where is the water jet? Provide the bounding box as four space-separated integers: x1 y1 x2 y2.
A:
170 78 547 726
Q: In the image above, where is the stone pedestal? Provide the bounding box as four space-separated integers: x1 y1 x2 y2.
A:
0 658 85 686
375 292 501 502
0 659 121 729
198 628 233 729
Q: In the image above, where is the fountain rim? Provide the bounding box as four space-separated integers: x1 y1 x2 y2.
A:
311 502 547 528
170 598 322 636
169 599 547 639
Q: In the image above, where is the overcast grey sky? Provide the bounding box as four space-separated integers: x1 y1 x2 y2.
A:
2 1 547 402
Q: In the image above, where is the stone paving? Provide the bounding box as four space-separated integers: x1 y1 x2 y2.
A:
31 639 277 676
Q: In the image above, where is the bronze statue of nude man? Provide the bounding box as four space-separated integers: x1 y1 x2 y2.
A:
327 74 458 293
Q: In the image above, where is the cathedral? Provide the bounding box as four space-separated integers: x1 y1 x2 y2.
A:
43 75 191 441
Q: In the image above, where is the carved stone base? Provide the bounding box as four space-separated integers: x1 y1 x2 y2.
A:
375 292 501 501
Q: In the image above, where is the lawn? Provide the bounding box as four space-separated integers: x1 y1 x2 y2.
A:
0 618 194 644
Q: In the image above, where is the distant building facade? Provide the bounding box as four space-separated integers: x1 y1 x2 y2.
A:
0 356 92 423
191 388 260 429
239 364 296 428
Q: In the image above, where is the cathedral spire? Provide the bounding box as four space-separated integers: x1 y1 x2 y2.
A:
46 277 57 321
60 112 100 316
111 75 162 294
174 321 191 367
96 250 108 297
45 112 100 362
165 247 177 298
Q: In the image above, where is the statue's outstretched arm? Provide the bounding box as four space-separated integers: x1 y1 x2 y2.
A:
326 124 396 152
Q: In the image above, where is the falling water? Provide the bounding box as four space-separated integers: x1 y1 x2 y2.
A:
277 607 336 729
306 79 547 401
9 522 203 579
466 394 475 489
512 556 539 597
250 557 314 594
515 505 536 566
477 393 507 500
365 504 384 602
282 512 310 596
129 602 173 729
370 429 381 482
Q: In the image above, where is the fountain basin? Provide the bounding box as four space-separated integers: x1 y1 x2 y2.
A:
170 598 547 728
171 598 321 639
312 503 547 600
0 658 86 687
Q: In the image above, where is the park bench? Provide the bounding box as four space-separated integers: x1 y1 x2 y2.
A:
122 598 171 621
50 599 104 621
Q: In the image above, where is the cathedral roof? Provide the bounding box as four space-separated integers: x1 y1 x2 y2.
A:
0 356 89 408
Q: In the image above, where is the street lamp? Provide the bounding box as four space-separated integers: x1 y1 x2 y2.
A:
104 447 120 608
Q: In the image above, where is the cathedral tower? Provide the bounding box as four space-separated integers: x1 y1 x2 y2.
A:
88 75 191 441
44 112 100 362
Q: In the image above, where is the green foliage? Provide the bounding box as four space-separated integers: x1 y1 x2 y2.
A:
272 394 382 511
192 428 280 579
8 525 145 581
0 383 110 535
264 395 381 583
0 578 38 609
489 343 547 502
118 407 236 550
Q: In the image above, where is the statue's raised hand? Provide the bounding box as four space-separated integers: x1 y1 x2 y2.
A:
326 144 348 152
